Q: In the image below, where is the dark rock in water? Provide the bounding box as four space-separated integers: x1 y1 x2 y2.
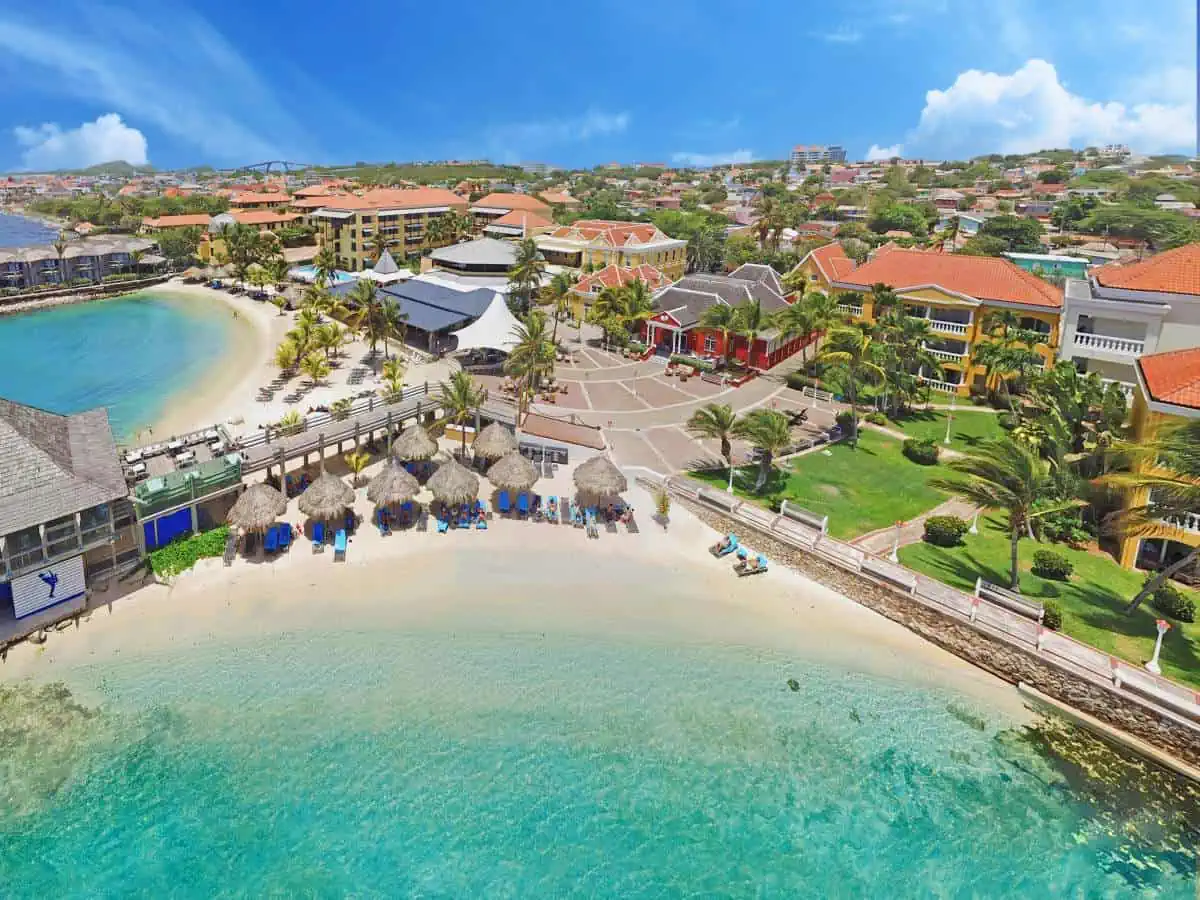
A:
946 702 987 732
786 678 800 692
850 708 862 724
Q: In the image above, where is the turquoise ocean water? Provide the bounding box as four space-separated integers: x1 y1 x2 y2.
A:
0 630 1195 897
0 291 234 440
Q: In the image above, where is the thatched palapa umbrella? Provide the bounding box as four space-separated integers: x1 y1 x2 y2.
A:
298 471 355 521
391 423 437 461
472 422 517 462
487 451 538 493
227 483 288 533
573 455 627 499
367 462 420 507
426 456 480 506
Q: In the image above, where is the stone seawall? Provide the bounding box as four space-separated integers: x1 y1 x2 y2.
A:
0 274 174 317
678 496 1200 768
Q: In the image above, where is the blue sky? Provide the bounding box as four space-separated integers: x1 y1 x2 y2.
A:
0 0 1194 171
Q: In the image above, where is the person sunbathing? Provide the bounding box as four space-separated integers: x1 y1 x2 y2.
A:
711 534 734 554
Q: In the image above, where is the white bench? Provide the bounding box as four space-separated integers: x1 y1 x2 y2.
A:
697 488 741 514
975 578 1044 623
779 500 828 534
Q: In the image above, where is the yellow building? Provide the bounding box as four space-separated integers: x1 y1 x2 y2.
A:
802 245 1064 396
1116 346 1200 571
309 188 469 272
535 220 688 281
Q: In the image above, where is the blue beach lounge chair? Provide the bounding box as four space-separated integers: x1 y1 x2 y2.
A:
546 496 557 524
278 524 292 551
517 492 529 517
572 504 584 528
710 533 738 558
263 525 279 554
476 501 488 529
736 553 768 576
436 517 450 534
334 528 347 559
457 506 470 529
311 521 325 551
498 490 511 515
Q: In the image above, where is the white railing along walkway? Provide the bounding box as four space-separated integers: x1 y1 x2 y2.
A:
1073 332 1145 356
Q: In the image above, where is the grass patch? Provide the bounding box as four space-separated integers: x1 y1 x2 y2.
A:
149 526 230 577
691 429 948 540
899 517 1200 688
884 408 1004 452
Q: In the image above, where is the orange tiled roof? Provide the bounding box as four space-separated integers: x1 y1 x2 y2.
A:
545 219 671 248
1093 243 1200 296
539 191 578 206
231 210 299 226
805 242 855 282
471 192 551 212
836 247 1063 309
319 187 467 212
142 214 212 228
490 209 553 229
230 191 290 205
291 195 338 209
1138 347 1200 410
571 264 671 294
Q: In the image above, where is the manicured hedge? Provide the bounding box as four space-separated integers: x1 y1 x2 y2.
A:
1150 580 1196 623
1042 601 1063 630
1031 549 1073 581
669 354 715 373
902 438 940 465
149 526 230 577
923 515 969 547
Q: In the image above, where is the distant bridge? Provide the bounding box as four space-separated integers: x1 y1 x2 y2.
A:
227 160 316 175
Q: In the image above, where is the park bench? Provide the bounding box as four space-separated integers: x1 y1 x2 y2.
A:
974 578 1044 623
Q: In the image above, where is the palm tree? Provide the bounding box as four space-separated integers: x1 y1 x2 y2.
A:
270 294 289 316
315 322 345 360
276 409 304 436
686 403 739 477
542 270 578 347
507 238 546 314
380 357 406 401
687 226 723 273
505 310 556 412
344 450 371 487
732 408 793 491
732 299 770 365
439 370 485 458
299 351 331 386
588 286 627 349
52 232 69 284
700 303 738 367
932 438 1077 590
273 339 302 373
330 398 354 420
349 278 386 357
379 302 408 360
1104 420 1200 613
817 327 886 447
622 279 655 335
312 245 338 288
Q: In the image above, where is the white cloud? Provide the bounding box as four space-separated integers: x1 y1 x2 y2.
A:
671 149 756 167
865 143 904 161
14 113 148 170
890 59 1196 159
809 27 862 43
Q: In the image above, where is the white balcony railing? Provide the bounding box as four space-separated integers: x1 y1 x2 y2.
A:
925 346 968 362
1100 378 1136 398
1072 332 1145 356
921 378 962 394
1166 511 1200 534
929 319 970 336
836 303 863 317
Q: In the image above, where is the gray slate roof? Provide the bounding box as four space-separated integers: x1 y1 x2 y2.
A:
0 399 128 536
428 237 517 268
654 267 788 328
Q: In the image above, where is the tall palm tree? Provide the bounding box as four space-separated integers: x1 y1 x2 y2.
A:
686 403 739 476
1104 420 1200 613
505 310 556 413
622 278 655 335
932 438 1077 590
588 285 627 349
379 302 408 360
299 351 331 387
687 226 723 273
349 278 387 357
313 245 338 288
507 238 546 314
439 370 485 458
732 299 770 366
817 327 886 447
542 270 578 348
52 232 69 284
732 408 793 491
700 303 738 366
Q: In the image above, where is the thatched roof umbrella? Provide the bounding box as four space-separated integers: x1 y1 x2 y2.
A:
367 462 420 507
391 423 437 461
573 455 627 499
298 471 355 521
427 456 480 506
472 422 517 463
487 451 538 493
227 483 288 533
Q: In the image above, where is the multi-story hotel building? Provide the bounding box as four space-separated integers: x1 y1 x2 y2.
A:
790 144 847 166
1058 243 1200 397
535 220 688 281
0 236 157 290
309 188 469 271
803 246 1064 396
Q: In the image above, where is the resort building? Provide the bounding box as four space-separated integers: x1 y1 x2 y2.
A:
0 398 139 634
211 210 301 234
790 242 856 291
568 263 672 323
469 193 552 232
482 209 555 240
1059 243 1200 395
790 144 847 165
643 264 810 369
1004 252 1090 280
424 238 517 280
0 236 156 290
535 220 688 281
309 188 469 272
538 191 580 210
229 191 291 210
142 213 213 233
1116 346 1200 576
827 248 1065 396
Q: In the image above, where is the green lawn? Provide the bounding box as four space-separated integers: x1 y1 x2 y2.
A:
899 517 1200 688
691 428 948 540
884 408 1005 452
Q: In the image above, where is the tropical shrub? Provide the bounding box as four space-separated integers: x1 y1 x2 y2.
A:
669 354 715 373
1037 509 1093 547
903 438 940 465
923 515 969 547
149 526 229 577
1042 601 1063 631
835 410 855 431
786 372 823 392
998 412 1019 430
1031 549 1073 581
1149 580 1196 623
864 411 888 425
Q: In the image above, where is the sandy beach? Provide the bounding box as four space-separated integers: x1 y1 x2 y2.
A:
2 475 1032 720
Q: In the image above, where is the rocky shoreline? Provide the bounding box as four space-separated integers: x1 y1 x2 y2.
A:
676 495 1200 770
0 274 174 317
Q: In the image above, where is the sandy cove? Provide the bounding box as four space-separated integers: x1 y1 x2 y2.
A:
2 476 1031 720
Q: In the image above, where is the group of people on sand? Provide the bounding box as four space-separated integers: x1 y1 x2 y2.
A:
709 533 768 576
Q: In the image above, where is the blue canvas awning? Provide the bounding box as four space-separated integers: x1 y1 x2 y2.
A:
330 279 498 334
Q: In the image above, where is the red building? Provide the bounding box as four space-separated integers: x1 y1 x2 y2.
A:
643 264 814 370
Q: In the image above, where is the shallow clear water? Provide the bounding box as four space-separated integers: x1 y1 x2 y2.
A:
0 212 57 248
0 291 233 439
1 630 1195 897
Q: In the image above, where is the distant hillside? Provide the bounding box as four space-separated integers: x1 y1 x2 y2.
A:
74 160 155 176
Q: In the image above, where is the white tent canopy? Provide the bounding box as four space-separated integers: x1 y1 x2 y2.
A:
358 249 412 284
449 294 523 354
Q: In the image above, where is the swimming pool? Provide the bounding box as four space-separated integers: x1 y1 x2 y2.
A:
289 265 355 284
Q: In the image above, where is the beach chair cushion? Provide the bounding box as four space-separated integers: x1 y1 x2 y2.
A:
312 522 325 546
264 526 279 553
436 518 449 534
278 525 292 549
498 491 511 514
334 529 347 554
517 493 529 515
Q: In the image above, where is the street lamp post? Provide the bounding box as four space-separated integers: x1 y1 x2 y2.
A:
1145 619 1171 675
727 457 735 493
889 520 903 563
968 508 980 535
944 393 956 446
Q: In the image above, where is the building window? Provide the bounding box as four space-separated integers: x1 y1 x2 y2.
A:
1019 317 1052 335
704 334 717 353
